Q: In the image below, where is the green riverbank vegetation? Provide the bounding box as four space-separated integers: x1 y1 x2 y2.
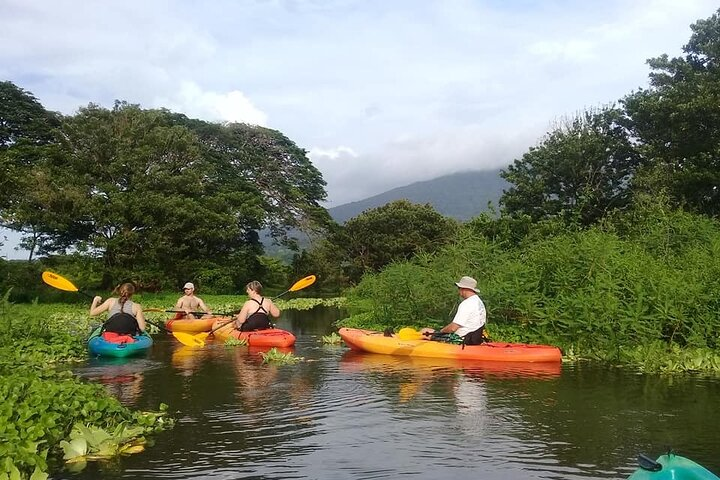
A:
338 199 720 374
2 12 720 479
0 295 173 480
0 294 343 480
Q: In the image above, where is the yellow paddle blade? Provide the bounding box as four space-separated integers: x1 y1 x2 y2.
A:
173 331 209 347
289 275 316 292
397 327 425 340
42 271 79 292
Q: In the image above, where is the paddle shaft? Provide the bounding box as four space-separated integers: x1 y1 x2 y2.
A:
42 271 170 333
165 309 211 316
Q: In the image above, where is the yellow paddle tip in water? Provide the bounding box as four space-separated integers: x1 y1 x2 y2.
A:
173 332 209 347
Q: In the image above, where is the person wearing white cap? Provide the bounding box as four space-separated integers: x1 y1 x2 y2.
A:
420 276 486 344
173 282 212 319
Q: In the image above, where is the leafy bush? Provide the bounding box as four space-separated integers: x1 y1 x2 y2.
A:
344 203 720 372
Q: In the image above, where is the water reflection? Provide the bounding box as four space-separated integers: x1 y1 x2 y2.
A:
76 357 157 406
62 307 720 480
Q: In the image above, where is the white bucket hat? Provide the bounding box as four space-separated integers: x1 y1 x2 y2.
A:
454 276 480 293
183 282 195 290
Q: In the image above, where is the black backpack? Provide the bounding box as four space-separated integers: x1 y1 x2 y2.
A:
103 312 140 335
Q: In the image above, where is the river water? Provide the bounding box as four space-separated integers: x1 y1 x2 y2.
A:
60 307 720 480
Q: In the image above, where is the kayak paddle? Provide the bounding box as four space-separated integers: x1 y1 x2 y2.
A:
145 308 213 316
42 271 94 299
41 271 172 334
397 327 430 340
173 274 317 347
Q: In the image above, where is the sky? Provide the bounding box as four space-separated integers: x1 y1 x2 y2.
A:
1 0 718 259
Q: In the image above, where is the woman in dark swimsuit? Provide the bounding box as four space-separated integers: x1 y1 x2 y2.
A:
235 281 280 332
90 282 146 334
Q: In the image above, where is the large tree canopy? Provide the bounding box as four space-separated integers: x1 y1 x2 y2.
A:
624 8 720 216
500 107 641 225
0 82 64 257
0 86 329 290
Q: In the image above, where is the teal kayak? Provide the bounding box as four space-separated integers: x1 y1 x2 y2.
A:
87 326 153 358
628 454 719 480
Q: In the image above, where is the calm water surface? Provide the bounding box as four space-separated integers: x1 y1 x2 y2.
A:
61 307 720 480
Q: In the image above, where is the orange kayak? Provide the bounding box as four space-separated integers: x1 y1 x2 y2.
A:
338 327 562 363
166 317 219 333
212 319 296 347
339 350 562 377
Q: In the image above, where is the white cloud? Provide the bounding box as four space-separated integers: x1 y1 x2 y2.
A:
155 81 268 125
308 146 358 161
315 124 540 206
1 0 718 208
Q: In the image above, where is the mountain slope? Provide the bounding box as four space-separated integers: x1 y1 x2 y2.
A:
328 168 509 223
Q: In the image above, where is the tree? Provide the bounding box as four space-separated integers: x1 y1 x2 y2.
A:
623 8 720 216
332 200 458 283
170 117 331 243
2 96 330 289
51 102 272 288
500 107 641 225
0 81 63 258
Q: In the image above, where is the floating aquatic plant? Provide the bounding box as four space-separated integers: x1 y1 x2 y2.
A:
321 332 342 345
59 422 147 469
224 337 248 347
260 348 302 364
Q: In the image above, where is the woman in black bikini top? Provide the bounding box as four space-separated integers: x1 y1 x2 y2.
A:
235 281 281 332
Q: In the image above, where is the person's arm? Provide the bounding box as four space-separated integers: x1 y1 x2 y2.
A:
440 322 460 334
134 304 147 331
267 300 280 318
90 297 113 316
174 297 184 309
440 298 471 333
197 298 212 316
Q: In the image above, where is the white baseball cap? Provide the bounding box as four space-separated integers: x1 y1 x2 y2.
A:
183 282 195 290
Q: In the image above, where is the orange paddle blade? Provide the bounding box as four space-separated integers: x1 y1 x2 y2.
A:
41 271 79 292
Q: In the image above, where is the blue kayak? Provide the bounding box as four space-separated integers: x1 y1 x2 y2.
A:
87 326 153 358
628 454 719 480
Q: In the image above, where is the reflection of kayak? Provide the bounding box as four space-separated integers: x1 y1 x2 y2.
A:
87 326 153 358
338 328 562 363
166 317 219 333
628 454 719 480
212 320 296 347
340 350 561 377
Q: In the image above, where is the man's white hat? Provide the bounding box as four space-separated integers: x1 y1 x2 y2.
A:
454 276 480 293
183 282 195 290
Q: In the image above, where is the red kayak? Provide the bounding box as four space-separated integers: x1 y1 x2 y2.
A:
212 319 296 347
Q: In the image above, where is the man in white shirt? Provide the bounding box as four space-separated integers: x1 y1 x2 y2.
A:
421 276 486 342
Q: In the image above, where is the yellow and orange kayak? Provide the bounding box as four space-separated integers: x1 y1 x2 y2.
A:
338 327 562 363
212 319 296 347
166 317 219 333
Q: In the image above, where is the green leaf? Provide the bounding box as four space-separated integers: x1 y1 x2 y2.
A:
60 438 87 460
29 467 49 480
